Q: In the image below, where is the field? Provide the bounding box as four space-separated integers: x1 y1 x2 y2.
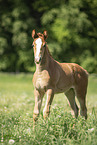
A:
0 73 97 145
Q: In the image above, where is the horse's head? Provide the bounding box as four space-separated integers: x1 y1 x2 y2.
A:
32 29 48 64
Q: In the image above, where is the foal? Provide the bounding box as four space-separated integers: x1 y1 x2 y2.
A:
32 30 88 124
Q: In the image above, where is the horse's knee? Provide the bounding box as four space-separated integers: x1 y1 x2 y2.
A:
80 107 87 119
43 111 50 119
74 104 79 118
33 113 39 122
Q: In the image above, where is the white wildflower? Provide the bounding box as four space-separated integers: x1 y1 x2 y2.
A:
27 128 31 133
58 115 61 118
9 139 15 144
1 137 3 142
88 128 94 132
26 113 29 115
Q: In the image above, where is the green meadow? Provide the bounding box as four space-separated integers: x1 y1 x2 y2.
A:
0 73 97 145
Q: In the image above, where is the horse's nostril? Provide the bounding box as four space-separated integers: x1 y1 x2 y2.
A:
35 57 42 64
35 58 39 63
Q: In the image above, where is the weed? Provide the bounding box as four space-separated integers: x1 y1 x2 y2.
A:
0 73 97 144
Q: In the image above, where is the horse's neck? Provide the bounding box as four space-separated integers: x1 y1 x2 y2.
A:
36 46 52 72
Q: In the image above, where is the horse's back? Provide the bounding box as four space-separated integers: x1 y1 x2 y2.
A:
69 63 88 85
70 63 88 97
54 62 88 93
54 62 75 93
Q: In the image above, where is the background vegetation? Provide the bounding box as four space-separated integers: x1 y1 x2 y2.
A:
0 73 97 144
0 0 97 73
1 1 97 144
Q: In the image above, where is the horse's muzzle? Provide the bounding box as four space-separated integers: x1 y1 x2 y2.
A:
35 57 42 64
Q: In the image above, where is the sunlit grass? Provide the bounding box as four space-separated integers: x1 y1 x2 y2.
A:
0 73 97 144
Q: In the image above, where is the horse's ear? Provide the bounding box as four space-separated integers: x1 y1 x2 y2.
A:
43 30 48 40
32 29 37 39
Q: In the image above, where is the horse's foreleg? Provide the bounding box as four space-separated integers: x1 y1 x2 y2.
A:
43 88 54 119
33 89 43 124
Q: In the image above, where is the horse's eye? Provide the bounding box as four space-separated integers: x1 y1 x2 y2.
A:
43 44 46 47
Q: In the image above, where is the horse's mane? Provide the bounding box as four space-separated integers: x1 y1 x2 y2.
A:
46 44 53 58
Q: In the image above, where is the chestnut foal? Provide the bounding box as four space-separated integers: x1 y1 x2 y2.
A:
32 30 88 125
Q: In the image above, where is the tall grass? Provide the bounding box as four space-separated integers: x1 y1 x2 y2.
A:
0 73 97 145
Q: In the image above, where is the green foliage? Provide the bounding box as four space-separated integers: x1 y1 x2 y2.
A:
80 50 97 73
0 37 7 55
0 73 97 144
82 57 97 73
0 0 36 72
0 0 97 73
42 0 97 73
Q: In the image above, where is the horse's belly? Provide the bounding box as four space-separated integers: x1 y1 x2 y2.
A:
54 84 72 94
54 75 74 93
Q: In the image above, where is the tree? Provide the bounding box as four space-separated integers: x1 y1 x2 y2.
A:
0 0 36 72
0 0 97 73
42 0 97 73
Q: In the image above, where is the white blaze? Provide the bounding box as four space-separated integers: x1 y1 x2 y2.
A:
35 38 42 59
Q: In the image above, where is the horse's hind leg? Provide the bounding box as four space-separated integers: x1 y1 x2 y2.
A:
75 85 87 119
65 88 79 118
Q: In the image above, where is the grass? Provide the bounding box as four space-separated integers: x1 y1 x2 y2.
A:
0 73 97 145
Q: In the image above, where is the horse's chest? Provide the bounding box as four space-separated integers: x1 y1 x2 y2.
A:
33 71 50 91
